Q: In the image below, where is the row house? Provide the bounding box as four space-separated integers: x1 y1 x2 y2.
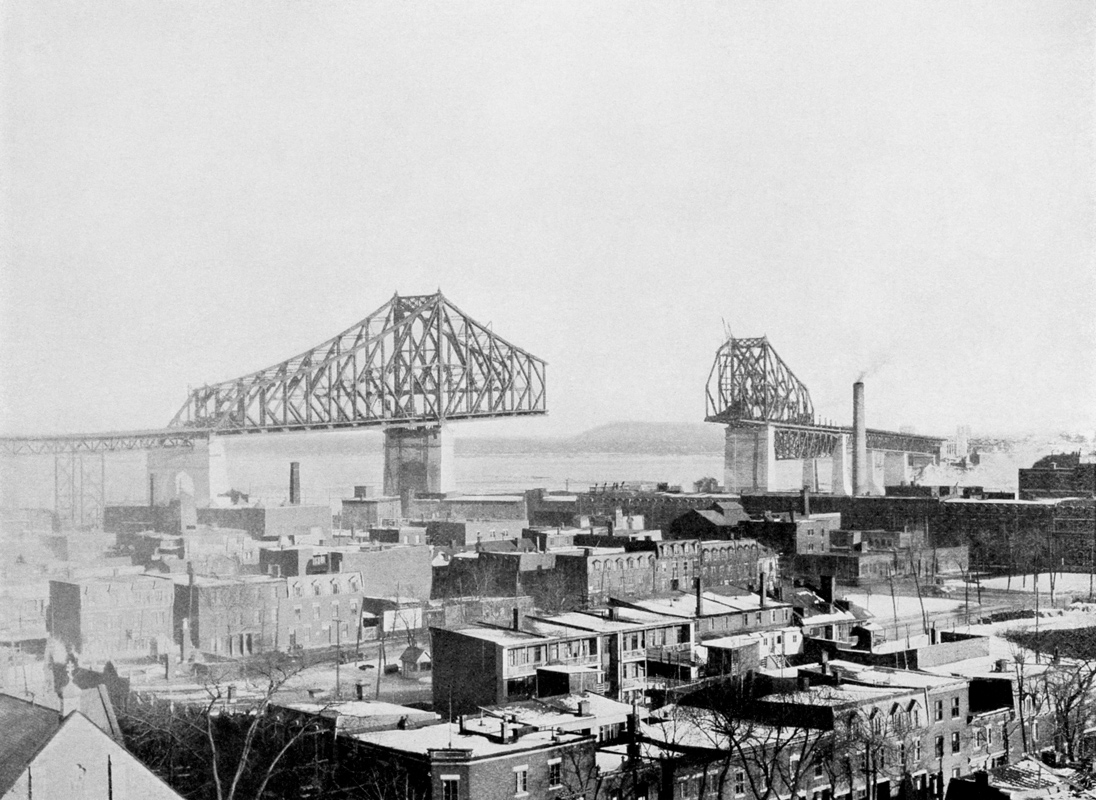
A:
611 583 793 642
645 662 977 800
431 607 694 716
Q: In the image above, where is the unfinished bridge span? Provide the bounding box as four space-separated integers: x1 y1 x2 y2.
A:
1 292 547 525
705 336 944 495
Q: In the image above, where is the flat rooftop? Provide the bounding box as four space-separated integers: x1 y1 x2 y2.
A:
351 721 585 758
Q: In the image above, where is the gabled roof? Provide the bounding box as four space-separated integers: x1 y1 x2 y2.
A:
0 693 60 795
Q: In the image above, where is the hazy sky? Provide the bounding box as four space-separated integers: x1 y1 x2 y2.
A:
2 1 1093 440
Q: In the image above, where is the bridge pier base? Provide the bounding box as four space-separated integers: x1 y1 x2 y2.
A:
883 451 910 487
724 424 776 494
147 436 228 507
831 434 852 496
383 425 454 502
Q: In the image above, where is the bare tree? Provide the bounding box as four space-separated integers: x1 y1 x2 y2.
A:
120 652 331 800
646 682 831 800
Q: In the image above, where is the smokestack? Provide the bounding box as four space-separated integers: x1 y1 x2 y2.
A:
853 381 867 495
695 578 703 617
759 571 766 607
289 462 301 505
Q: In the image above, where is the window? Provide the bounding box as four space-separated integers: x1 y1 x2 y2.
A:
548 760 562 788
951 732 960 754
441 777 460 800
734 769 746 797
1032 720 1039 740
934 700 943 722
951 697 960 718
514 766 528 795
935 735 945 758
814 757 824 778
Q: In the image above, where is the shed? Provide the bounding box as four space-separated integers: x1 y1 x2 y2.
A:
399 645 431 677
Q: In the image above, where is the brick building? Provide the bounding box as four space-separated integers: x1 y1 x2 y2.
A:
49 574 175 660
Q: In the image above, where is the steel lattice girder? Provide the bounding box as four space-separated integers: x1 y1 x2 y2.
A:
705 337 815 425
0 429 205 456
773 426 841 460
733 420 944 460
169 292 548 433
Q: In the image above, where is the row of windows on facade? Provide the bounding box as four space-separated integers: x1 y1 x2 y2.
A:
292 601 360 622
438 759 562 800
290 579 361 597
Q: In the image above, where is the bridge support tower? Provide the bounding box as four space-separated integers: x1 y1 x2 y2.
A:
147 436 229 507
383 425 455 501
724 424 777 494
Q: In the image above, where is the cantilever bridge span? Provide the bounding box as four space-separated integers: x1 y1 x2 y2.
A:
1 292 547 526
705 336 944 495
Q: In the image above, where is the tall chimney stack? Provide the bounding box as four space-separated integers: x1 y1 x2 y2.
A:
759 571 767 608
853 381 867 495
695 578 703 617
289 462 301 505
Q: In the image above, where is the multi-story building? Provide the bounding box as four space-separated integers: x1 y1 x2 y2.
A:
49 574 175 660
646 660 977 800
278 571 370 651
431 608 694 715
170 573 285 657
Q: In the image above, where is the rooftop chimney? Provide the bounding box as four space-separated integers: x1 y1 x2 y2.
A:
801 486 811 518
853 381 867 495
512 607 521 631
819 574 835 605
355 682 365 700
759 571 767 608
695 578 704 617
289 462 301 505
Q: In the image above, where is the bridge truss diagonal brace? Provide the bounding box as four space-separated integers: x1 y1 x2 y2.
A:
169 292 547 434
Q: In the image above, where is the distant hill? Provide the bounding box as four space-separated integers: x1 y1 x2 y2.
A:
456 421 725 456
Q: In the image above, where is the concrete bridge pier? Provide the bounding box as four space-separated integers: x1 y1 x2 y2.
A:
883 451 911 487
383 424 455 500
147 436 229 507
724 424 777 494
831 434 852 496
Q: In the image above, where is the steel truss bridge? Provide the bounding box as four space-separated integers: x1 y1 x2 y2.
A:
0 292 547 526
705 336 943 459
